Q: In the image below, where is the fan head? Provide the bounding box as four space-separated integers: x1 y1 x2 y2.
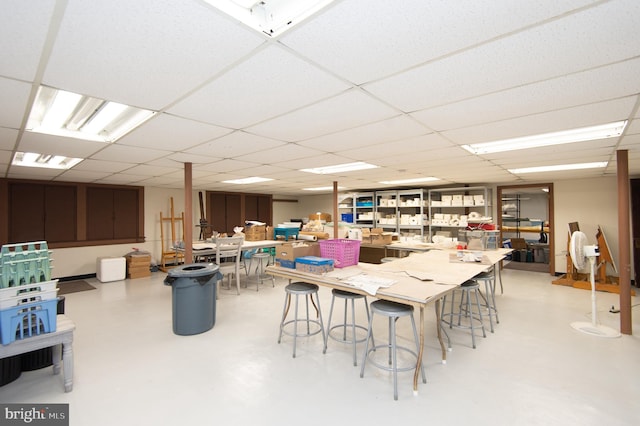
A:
570 231 588 269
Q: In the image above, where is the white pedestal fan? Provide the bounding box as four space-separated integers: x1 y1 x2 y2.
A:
569 231 620 338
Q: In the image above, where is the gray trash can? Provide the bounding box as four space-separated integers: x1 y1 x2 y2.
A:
164 263 221 336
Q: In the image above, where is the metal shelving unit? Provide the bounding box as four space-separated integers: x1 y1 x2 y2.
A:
428 186 492 242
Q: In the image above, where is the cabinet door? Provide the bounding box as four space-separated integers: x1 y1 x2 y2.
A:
86 187 113 240
209 193 227 234
45 185 77 242
9 183 44 242
113 189 138 239
225 194 241 234
246 194 272 224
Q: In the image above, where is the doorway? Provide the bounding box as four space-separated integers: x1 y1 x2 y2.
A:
497 183 555 275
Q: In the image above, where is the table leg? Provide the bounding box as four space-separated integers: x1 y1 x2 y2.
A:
435 299 447 364
52 344 61 375
413 306 425 394
62 341 73 392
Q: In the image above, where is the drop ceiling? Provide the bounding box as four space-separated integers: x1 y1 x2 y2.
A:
1 0 639 196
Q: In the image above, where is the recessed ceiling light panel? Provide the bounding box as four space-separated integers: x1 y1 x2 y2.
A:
12 152 83 170
379 177 439 185
462 121 627 155
223 176 274 184
300 162 378 174
26 86 155 143
509 162 607 174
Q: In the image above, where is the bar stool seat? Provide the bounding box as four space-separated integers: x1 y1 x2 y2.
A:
323 289 373 366
441 279 486 349
277 282 326 358
360 300 426 400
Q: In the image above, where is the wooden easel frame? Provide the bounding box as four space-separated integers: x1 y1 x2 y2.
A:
159 197 184 271
552 225 634 295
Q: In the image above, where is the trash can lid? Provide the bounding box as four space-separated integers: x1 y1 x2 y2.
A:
166 263 220 277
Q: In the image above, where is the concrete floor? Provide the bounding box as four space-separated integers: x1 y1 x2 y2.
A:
1 267 639 426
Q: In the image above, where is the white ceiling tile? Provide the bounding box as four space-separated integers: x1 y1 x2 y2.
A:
118 164 178 177
234 144 327 164
283 0 595 84
72 159 134 173
88 144 170 163
168 45 350 128
0 0 55 80
0 149 13 165
95 174 148 185
625 119 640 135
195 158 261 174
247 89 400 141
117 113 231 151
42 0 264 109
185 131 286 158
298 115 430 151
412 59 640 132
7 165 63 180
365 0 640 112
442 97 638 145
0 127 19 150
54 169 112 182
0 78 32 128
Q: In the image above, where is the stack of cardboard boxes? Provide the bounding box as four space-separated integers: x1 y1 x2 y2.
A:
125 252 151 279
244 224 268 241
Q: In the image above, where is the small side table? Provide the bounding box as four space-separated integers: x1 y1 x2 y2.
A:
0 315 75 392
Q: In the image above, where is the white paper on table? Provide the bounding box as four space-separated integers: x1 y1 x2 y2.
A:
341 273 396 296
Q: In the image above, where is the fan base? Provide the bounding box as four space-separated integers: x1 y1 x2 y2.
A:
570 321 621 338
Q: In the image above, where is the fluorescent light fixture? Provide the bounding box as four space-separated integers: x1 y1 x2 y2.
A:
12 152 83 170
509 162 607 174
303 186 346 191
27 86 155 143
300 162 378 174
379 177 439 185
222 177 274 184
205 0 335 37
462 121 627 155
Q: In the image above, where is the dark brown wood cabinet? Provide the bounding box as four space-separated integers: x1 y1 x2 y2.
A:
206 191 272 235
0 179 144 248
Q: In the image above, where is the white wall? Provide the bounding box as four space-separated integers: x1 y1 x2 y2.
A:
554 177 622 275
49 177 630 278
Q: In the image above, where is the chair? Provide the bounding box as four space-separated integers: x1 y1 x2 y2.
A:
359 300 426 400
214 236 244 296
277 281 326 358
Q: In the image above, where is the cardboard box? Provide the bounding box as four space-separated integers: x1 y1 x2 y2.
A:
510 238 527 250
362 228 393 245
245 224 267 241
308 212 331 222
275 242 320 268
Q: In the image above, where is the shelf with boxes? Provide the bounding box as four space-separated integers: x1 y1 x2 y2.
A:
340 189 428 239
428 186 493 242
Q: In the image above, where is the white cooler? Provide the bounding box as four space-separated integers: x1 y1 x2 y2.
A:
97 256 126 282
